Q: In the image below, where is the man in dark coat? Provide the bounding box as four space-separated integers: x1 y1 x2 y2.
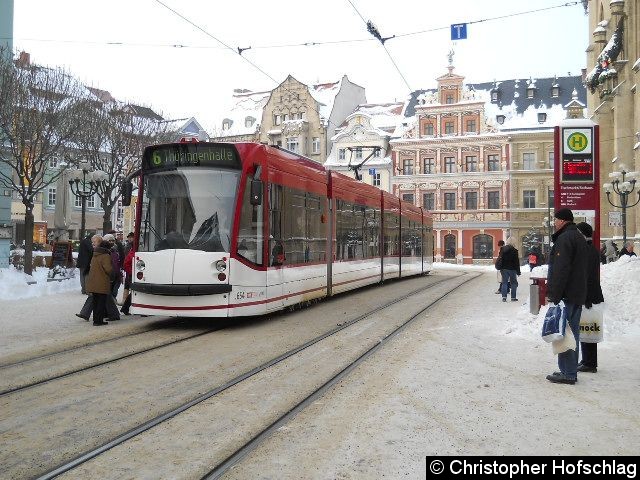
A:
76 234 94 295
499 237 521 302
575 222 605 373
546 208 588 385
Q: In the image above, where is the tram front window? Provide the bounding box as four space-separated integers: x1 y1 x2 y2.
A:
139 168 240 252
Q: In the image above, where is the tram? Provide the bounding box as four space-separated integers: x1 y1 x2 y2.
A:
122 141 434 317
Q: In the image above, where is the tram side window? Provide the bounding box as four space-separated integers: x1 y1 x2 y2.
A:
384 212 400 256
402 219 421 257
269 184 284 266
363 207 381 258
236 172 264 265
305 192 326 263
336 200 366 260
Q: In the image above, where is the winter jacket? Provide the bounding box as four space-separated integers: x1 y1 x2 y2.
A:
109 247 121 284
500 245 521 274
584 240 605 308
76 236 94 273
618 247 637 258
115 240 125 269
86 248 113 294
123 249 135 276
547 222 588 305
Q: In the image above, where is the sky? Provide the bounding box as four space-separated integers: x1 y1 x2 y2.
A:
10 0 589 133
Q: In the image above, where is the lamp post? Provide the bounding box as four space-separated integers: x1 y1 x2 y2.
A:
602 164 640 247
68 161 107 239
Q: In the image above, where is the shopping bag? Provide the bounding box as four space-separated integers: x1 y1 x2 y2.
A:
541 301 566 343
579 303 604 343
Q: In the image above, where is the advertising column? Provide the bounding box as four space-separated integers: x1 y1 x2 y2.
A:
553 118 600 249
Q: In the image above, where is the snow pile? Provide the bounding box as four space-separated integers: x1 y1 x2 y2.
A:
510 255 640 339
0 267 80 301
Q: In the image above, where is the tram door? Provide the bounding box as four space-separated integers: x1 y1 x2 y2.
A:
266 183 285 311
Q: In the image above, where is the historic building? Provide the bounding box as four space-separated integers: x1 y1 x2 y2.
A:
213 75 366 163
391 64 586 264
585 0 640 245
324 103 403 193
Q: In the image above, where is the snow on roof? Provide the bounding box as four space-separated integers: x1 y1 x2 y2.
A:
309 79 342 120
215 89 270 138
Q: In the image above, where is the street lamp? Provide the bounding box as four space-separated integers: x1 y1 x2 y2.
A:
68 161 107 239
602 164 640 247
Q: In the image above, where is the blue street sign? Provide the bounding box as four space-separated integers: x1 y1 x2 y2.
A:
451 23 467 40
368 168 376 176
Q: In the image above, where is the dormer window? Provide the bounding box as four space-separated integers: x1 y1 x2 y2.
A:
552 86 560 97
527 87 535 99
445 94 454 104
245 116 255 128
222 119 233 130
538 112 547 123
491 91 498 102
496 115 505 125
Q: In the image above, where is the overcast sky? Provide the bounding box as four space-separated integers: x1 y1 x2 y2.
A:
12 0 589 132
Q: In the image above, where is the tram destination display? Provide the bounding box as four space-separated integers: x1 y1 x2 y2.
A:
143 143 241 171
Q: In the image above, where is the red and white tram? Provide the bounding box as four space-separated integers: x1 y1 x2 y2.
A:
122 141 434 317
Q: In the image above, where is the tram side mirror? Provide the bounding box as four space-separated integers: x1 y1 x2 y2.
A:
250 178 263 206
122 181 133 207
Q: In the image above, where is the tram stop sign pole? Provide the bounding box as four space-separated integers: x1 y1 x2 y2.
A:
553 118 600 250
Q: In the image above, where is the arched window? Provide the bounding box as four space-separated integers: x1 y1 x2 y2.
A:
444 234 456 259
473 234 493 259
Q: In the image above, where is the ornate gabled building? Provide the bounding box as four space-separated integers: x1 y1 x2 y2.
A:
325 102 404 192
391 64 586 264
585 0 639 245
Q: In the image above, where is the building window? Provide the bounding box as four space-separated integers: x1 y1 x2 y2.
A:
537 112 547 123
523 152 536 170
286 137 299 152
548 189 554 209
88 194 96 209
488 191 500 209
473 234 493 259
491 91 498 102
444 234 456 258
444 157 456 173
552 86 560 97
445 94 454 104
312 137 320 154
339 148 346 160
424 123 434 136
402 193 414 204
222 119 232 130
487 154 499 171
444 192 456 210
282 113 289 122
548 151 554 169
422 157 434 174
423 192 434 210
465 156 477 172
444 122 454 134
496 115 505 125
74 192 82 208
527 87 535 99
465 191 478 210
245 116 255 128
274 114 281 125
48 155 58 168
466 119 476 133
373 173 381 187
373 148 381 158
523 190 536 208
402 159 414 175
47 187 56 206
355 147 363 160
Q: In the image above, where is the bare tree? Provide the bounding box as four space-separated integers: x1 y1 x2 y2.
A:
0 51 86 274
76 102 167 233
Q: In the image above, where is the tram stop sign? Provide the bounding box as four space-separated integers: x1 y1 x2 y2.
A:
554 118 600 248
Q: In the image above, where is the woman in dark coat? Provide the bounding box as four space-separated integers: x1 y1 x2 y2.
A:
576 222 605 372
86 241 113 326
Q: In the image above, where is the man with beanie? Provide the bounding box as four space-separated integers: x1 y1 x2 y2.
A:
545 208 588 385
575 221 605 373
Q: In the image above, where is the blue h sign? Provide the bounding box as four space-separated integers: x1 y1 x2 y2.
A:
451 23 467 40
368 168 376 176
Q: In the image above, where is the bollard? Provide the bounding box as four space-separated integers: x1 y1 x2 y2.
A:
530 283 540 314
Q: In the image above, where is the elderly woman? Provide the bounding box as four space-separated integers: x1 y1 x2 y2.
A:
85 240 113 326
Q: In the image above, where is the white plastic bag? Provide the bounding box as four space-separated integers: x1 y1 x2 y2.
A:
579 303 604 343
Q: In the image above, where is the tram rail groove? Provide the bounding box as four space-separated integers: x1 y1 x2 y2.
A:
203 272 482 479
0 328 223 397
36 272 474 480
0 319 194 369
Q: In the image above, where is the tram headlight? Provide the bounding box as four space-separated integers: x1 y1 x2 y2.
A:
214 260 227 272
136 259 146 271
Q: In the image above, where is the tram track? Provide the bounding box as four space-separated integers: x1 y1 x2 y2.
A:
36 272 480 479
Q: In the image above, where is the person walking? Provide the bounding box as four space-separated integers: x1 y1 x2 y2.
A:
494 240 506 294
102 234 122 300
545 208 588 385
120 246 135 315
500 237 521 302
575 222 605 373
85 240 113 326
76 234 94 295
528 251 538 271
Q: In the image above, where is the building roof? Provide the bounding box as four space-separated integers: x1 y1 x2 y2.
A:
404 75 587 131
215 89 270 138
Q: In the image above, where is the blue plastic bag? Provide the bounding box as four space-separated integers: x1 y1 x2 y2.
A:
541 301 566 343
